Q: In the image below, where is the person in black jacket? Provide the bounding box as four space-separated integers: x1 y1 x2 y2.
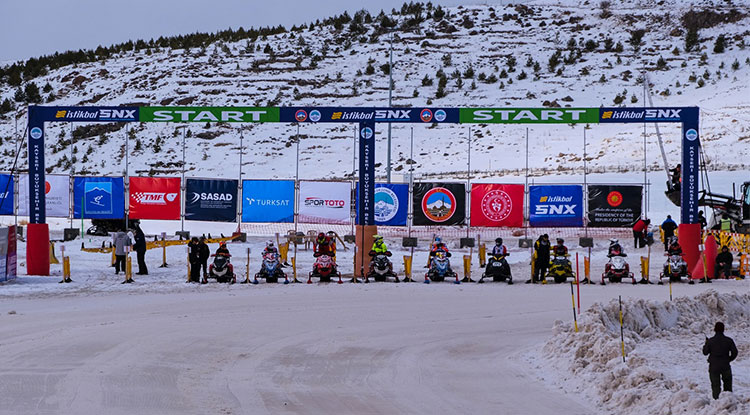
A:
715 246 734 279
134 225 148 275
529 234 551 283
188 237 202 282
661 215 678 250
198 237 210 278
703 321 738 399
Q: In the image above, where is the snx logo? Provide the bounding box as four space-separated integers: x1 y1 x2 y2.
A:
645 109 681 119
100 109 136 119
535 205 577 214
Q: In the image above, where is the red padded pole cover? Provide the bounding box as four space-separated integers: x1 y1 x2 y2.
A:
678 223 700 278
26 223 50 276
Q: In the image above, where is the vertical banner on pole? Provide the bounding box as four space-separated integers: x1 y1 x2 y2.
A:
358 121 376 226
681 107 700 224
27 107 45 224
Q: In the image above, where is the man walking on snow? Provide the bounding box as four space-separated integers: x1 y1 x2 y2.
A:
703 321 738 400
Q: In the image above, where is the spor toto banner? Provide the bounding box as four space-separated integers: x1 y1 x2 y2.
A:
299 181 351 225
0 174 14 215
185 178 238 222
413 183 466 226
129 177 181 220
470 184 524 227
19 174 69 217
73 177 125 219
355 183 408 226
241 180 295 223
588 185 643 227
529 185 584 227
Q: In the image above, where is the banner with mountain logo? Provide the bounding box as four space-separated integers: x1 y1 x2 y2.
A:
73 177 125 219
413 183 466 226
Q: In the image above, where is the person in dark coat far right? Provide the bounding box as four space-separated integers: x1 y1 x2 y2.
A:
198 237 210 278
703 321 738 400
188 237 202 283
134 225 148 275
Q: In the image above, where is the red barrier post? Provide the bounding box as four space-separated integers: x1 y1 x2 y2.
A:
27 223 50 276
678 223 701 276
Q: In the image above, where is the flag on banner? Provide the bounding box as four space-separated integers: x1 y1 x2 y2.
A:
0 174 14 215
185 178 238 222
529 185 584 227
18 174 69 217
413 182 466 226
241 180 294 223
588 185 643 227
356 183 408 226
129 177 181 220
470 183 524 227
73 177 125 219
298 181 351 225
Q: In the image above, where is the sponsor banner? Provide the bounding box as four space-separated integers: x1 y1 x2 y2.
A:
5 225 16 281
413 183 466 226
681 107 700 224
185 178 238 222
27 108 45 223
355 183 408 226
599 107 686 123
73 177 125 219
128 177 181 220
280 107 459 123
36 106 139 122
588 185 643 227
470 184 524 227
459 108 599 124
0 174 14 215
529 185 583 227
140 107 279 123
19 174 69 217
358 121 376 225
241 180 295 223
0 227 7 282
299 181 352 225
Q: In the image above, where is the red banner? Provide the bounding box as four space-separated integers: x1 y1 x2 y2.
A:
129 177 181 220
470 184 524 227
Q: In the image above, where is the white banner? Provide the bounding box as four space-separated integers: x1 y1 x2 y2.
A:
298 181 351 225
19 175 70 217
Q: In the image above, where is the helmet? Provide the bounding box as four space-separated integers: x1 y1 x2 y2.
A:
374 234 383 241
318 232 325 239
556 238 564 244
220 242 227 248
267 240 274 247
495 238 503 244
609 238 619 245
435 237 442 243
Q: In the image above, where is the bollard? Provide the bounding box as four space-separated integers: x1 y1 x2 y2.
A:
241 247 251 284
739 253 748 280
478 243 487 268
160 232 168 268
122 256 133 284
640 256 649 281
59 246 72 284
292 256 298 284
462 254 473 283
584 256 591 284
49 242 61 265
186 246 191 283
111 245 116 267
403 255 413 282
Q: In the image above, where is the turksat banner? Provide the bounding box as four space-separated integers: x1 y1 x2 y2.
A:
73 177 125 219
241 180 294 223
529 185 583 227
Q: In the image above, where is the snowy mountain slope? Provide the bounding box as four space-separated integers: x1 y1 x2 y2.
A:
0 0 748 183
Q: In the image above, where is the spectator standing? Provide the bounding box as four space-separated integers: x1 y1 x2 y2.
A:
702 322 738 400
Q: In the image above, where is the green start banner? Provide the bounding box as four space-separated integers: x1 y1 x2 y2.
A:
139 107 279 123
459 108 599 124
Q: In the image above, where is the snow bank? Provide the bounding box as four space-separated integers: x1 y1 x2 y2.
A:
532 290 750 415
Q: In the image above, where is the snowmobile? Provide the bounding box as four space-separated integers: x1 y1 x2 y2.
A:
366 251 399 282
309 254 341 283
255 252 287 284
659 253 690 284
203 253 235 284
479 254 513 284
601 255 635 284
546 254 574 283
425 251 458 283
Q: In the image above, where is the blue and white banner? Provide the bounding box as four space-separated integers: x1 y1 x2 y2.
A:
356 183 408 226
0 174 14 215
241 180 294 223
73 177 125 219
185 178 238 222
529 185 584 227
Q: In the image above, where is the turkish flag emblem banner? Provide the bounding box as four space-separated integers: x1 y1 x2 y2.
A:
129 177 181 220
470 183 524 227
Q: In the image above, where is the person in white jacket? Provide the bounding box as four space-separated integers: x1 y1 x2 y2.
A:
112 231 131 275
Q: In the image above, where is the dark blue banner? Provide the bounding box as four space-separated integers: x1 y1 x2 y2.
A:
28 107 45 223
73 177 125 219
280 107 459 124
35 106 140 122
681 107 700 224
599 107 687 123
185 178 238 222
0 174 14 215
358 121 376 225
529 185 583 227
355 183 408 226
241 180 294 223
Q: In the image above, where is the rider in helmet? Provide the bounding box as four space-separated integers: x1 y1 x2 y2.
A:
263 240 278 256
491 237 508 257
314 232 335 257
215 242 231 257
667 237 683 256
552 238 568 257
607 238 626 257
426 236 451 267
370 235 389 255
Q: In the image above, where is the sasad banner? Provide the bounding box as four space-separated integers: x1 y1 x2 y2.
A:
129 177 181 220
355 183 408 226
185 178 238 222
470 183 524 227
299 181 351 225
529 185 584 227
73 177 125 219
19 174 69 217
241 180 294 223
0 174 14 215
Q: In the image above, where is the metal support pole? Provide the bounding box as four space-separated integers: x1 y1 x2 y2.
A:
643 72 648 219
525 127 529 239
583 127 588 238
467 126 471 239
69 122 74 229
386 33 394 183
237 126 244 230
124 124 130 231
294 124 300 268
351 126 356 237
180 126 186 232
408 127 414 238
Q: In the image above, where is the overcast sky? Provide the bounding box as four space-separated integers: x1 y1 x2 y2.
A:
0 0 495 63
